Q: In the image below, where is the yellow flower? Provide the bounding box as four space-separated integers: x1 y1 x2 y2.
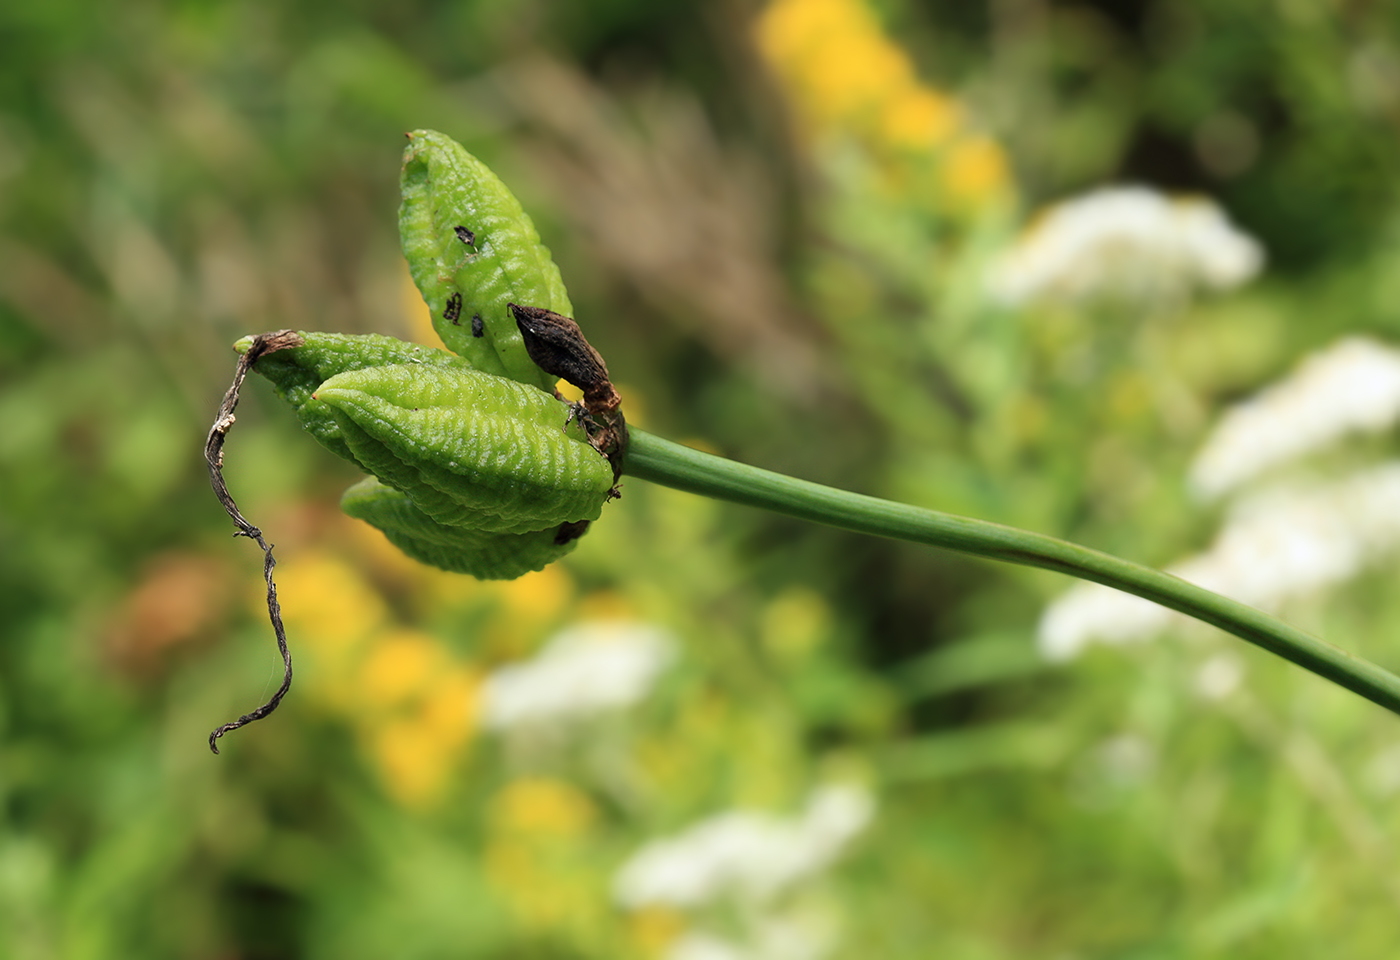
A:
357 629 445 709
575 589 634 622
276 551 386 648
356 636 480 805
484 779 601 932
755 0 862 70
628 907 685 957
339 509 467 610
758 0 913 128
939 135 1012 209
483 565 574 658
755 0 1016 217
274 552 387 706
489 778 597 839
800 33 914 127
368 716 456 808
264 516 489 808
760 587 831 663
880 87 962 151
483 840 534 898
419 666 482 747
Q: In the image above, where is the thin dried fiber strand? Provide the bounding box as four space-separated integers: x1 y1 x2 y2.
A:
203 330 304 754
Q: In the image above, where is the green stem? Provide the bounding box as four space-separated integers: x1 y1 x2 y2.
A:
623 428 1400 716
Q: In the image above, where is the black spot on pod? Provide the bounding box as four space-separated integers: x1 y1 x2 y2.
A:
444 292 463 324
471 313 484 338
554 519 591 545
454 225 476 248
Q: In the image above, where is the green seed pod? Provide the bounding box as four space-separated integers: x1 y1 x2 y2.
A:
237 331 471 464
341 476 583 580
314 363 614 534
400 129 570 392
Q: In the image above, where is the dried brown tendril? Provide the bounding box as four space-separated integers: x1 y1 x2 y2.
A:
203 329 304 754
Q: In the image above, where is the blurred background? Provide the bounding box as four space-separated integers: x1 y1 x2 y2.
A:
5 0 1400 956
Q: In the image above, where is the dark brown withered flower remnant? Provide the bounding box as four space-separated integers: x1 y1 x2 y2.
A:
509 302 627 487
203 330 303 754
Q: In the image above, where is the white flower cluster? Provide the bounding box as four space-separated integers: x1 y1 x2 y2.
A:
478 621 675 731
665 915 834 960
1042 332 1400 662
1363 743 1400 799
612 784 875 910
1039 464 1400 660
988 185 1263 306
1189 337 1400 500
1194 653 1245 701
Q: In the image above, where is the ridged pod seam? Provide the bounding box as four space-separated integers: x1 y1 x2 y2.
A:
238 331 470 463
314 363 614 534
340 476 580 579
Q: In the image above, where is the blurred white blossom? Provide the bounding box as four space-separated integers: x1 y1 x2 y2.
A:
479 621 675 731
1189 337 1400 500
1088 734 1156 789
1363 743 1400 798
668 933 748 960
613 785 875 910
1036 581 1175 660
1068 733 1156 810
989 185 1262 306
1194 653 1246 701
666 915 834 960
1039 464 1400 660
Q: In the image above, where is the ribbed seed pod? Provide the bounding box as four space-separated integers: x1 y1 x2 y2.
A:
400 129 570 392
236 136 620 580
314 363 614 534
340 476 582 580
238 331 471 464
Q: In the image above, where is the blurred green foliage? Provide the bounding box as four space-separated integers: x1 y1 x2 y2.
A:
5 0 1400 957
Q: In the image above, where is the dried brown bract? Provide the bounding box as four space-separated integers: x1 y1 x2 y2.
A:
509 302 626 485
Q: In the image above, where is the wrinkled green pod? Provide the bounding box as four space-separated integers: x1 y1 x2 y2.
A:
400 129 569 392
315 363 613 534
341 476 582 580
237 331 469 464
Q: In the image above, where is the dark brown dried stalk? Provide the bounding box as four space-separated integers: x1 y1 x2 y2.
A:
203 330 304 754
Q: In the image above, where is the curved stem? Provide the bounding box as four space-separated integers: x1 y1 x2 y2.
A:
622 428 1400 716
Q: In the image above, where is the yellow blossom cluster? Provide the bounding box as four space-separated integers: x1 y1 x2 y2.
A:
268 506 589 809
264 502 644 950
483 778 604 931
274 544 482 808
754 0 1014 214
